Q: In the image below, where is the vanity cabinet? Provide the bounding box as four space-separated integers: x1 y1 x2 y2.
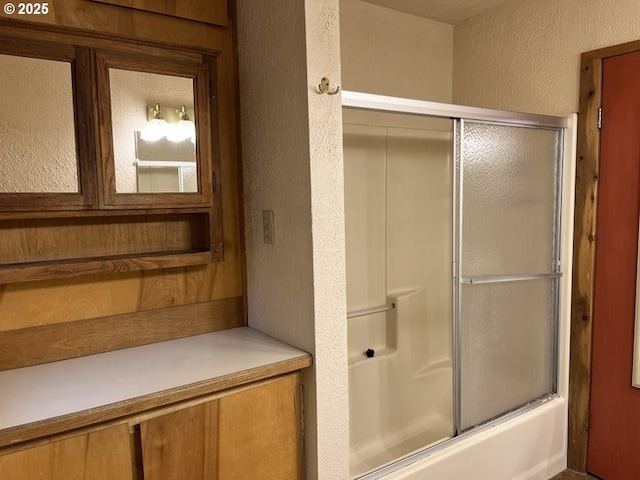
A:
0 330 310 480
0 374 303 480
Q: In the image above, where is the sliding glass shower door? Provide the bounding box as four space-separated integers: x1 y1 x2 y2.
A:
454 120 563 432
342 91 567 479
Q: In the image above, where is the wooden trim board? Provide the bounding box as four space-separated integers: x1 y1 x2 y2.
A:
568 57 601 472
88 0 229 28
0 297 244 370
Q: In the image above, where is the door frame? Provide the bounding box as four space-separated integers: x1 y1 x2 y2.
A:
569 38 640 472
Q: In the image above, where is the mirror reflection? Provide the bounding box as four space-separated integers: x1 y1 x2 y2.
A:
0 54 78 193
135 132 197 193
109 69 198 193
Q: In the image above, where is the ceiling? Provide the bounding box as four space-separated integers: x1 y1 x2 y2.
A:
359 0 518 25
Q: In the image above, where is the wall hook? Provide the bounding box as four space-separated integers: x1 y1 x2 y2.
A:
318 77 340 95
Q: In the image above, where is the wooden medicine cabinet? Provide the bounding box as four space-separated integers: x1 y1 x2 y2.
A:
0 40 94 209
96 51 214 208
0 24 224 283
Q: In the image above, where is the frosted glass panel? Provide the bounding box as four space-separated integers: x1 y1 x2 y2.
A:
460 279 555 431
461 123 561 277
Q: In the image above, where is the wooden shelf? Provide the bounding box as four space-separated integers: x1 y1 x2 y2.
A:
0 211 216 284
0 207 211 221
0 251 212 284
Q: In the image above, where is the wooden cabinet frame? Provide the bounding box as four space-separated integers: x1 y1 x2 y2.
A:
0 22 225 282
0 38 97 210
95 51 214 209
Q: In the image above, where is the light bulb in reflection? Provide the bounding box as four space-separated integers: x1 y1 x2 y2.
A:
140 104 168 141
166 105 196 143
166 120 195 143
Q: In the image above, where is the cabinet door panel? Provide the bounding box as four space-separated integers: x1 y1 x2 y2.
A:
0 40 96 211
139 374 302 480
218 374 302 480
141 400 219 480
95 51 213 209
0 424 133 480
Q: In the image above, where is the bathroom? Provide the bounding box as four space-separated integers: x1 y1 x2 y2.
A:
1 0 637 479
340 3 575 478
239 0 585 478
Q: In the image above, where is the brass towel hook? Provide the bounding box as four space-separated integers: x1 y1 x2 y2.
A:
318 77 340 95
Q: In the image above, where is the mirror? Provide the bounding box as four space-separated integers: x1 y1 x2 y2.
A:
135 132 197 193
0 54 79 193
108 69 198 193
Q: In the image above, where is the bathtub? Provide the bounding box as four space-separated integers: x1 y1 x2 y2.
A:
349 289 453 478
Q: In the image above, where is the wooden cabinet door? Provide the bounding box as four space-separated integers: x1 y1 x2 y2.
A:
141 400 220 480
218 373 303 479
0 424 134 480
140 373 303 480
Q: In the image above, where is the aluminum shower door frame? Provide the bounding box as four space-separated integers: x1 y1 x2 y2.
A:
343 90 567 480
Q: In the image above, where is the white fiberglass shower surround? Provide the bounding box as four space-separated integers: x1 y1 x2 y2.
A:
343 91 574 479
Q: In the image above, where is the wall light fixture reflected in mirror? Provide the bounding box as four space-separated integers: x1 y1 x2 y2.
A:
167 106 196 143
140 104 196 143
140 103 167 141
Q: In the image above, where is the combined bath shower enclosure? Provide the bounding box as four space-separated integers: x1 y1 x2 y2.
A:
343 91 567 479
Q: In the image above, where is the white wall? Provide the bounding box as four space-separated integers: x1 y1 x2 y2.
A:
453 0 640 115
340 0 452 102
235 1 348 479
305 1 349 477
340 0 453 130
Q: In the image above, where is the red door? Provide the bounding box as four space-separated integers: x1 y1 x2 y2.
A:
587 50 640 479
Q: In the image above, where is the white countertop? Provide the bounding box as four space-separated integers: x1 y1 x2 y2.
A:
0 327 309 432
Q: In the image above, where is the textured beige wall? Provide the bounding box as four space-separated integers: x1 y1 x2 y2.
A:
304 1 349 478
340 0 452 101
236 0 348 479
454 0 640 115
340 0 453 129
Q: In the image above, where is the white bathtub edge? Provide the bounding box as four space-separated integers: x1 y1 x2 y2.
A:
381 397 567 480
